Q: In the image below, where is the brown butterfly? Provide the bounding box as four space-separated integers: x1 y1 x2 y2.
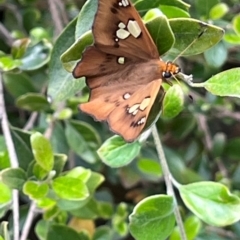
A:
73 0 181 142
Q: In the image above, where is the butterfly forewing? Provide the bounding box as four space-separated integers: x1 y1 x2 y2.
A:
93 0 159 60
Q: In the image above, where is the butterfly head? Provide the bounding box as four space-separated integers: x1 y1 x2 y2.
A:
162 61 181 79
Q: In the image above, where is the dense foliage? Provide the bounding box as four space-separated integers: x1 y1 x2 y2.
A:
0 0 240 239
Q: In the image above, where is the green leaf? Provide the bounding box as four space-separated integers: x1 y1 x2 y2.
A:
233 14 240 35
0 221 10 240
137 158 162 178
112 203 128 237
35 219 50 240
93 226 112 240
144 9 175 55
162 84 184 118
135 0 190 15
52 176 89 200
169 18 224 56
159 5 190 18
37 197 56 210
0 56 22 71
1 168 27 190
65 120 100 163
48 18 85 102
16 93 50 111
97 135 141 168
225 138 240 160
33 163 48 180
0 182 12 203
11 38 31 59
129 195 175 240
200 68 240 98
52 154 67 177
209 3 229 20
10 127 34 170
23 181 49 200
66 167 91 183
204 41 227 68
19 40 52 70
30 132 54 172
212 133 226 158
61 31 93 73
170 215 202 240
223 33 240 44
195 0 219 17
46 224 83 240
3 72 37 98
75 0 98 39
179 181 240 226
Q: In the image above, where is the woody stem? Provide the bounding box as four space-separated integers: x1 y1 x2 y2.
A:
151 124 187 240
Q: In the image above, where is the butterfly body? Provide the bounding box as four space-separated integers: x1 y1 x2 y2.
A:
73 0 180 142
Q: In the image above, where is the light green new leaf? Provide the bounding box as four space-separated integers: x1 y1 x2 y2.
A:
30 132 54 172
199 68 240 98
52 176 89 200
179 181 240 226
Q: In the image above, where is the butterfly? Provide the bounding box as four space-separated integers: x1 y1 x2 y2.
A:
72 0 181 142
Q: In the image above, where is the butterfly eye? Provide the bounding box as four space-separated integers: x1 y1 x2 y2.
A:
163 72 172 78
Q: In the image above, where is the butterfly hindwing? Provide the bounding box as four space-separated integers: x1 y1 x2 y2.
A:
107 79 162 142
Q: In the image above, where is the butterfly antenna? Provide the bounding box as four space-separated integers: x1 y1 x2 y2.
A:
172 27 207 63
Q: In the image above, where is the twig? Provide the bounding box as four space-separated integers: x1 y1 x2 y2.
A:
19 202 36 240
48 0 64 36
196 114 212 151
0 73 19 240
23 112 38 131
0 23 14 47
53 0 69 25
151 125 187 240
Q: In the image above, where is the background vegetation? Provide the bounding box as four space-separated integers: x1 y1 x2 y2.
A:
0 0 240 239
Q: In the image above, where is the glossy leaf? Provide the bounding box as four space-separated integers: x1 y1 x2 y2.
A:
129 195 175 240
199 68 240 98
30 132 54 172
0 182 12 203
48 18 85 102
162 84 184 118
19 40 52 70
169 18 224 56
1 168 27 190
97 135 141 168
179 182 240 226
209 3 229 20
23 181 49 199
144 9 175 55
16 93 50 111
65 120 100 164
52 176 89 200
3 72 37 98
233 14 240 35
46 224 83 240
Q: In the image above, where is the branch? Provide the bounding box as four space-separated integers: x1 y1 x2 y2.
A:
0 73 19 240
151 125 187 240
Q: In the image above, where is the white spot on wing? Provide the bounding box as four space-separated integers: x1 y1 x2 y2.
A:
116 29 130 39
118 22 126 28
128 104 140 114
119 0 129 7
139 97 150 111
123 93 131 99
118 57 125 65
127 20 141 38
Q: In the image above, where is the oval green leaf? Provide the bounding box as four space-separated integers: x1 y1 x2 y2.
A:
179 181 240 226
97 135 141 168
129 195 175 240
